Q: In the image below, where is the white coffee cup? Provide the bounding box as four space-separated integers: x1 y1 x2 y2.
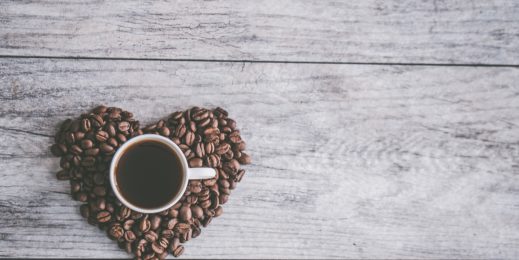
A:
109 134 216 214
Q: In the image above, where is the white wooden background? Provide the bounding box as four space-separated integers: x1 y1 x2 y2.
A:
1 0 519 259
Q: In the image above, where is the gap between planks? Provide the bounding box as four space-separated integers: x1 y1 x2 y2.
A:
0 55 518 68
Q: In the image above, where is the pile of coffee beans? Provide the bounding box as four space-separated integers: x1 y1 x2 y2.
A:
50 106 251 259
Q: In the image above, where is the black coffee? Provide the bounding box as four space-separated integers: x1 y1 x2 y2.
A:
115 140 184 209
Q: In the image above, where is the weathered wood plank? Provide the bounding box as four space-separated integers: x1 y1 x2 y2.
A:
0 59 518 258
1 0 518 64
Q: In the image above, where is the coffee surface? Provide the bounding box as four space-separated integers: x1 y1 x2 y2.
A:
116 140 183 209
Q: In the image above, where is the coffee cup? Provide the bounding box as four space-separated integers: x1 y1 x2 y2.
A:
109 134 216 214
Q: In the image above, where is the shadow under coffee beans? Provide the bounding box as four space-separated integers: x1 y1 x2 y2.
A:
116 140 184 209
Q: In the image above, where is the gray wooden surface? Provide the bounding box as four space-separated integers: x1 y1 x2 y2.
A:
1 59 518 259
1 0 519 259
1 0 519 64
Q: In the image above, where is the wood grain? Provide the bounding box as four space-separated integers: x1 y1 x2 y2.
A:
1 0 519 64
0 58 518 258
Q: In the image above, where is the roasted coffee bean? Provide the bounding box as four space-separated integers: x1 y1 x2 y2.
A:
189 121 197 132
224 159 240 174
202 216 212 227
184 131 195 146
214 107 228 117
106 124 116 137
95 131 109 142
99 143 114 153
93 105 108 114
206 154 220 168
118 206 131 220
139 216 151 233
83 148 99 156
186 195 198 204
204 142 215 154
124 230 136 242
81 139 94 150
143 252 155 260
96 211 111 223
203 178 217 187
168 208 179 218
158 126 170 137
192 110 209 121
197 117 211 128
200 199 211 209
80 204 90 218
150 215 161 230
188 157 203 168
191 225 201 238
174 223 191 234
191 205 203 219
123 219 134 230
151 241 165 254
109 224 124 239
92 185 105 196
56 170 70 180
164 218 178 230
144 230 158 242
93 173 104 185
172 245 184 257
214 206 223 217
70 180 81 193
218 179 230 189
96 197 106 210
174 124 186 138
161 229 174 239
76 192 88 202
107 137 118 147
215 143 230 155
219 194 229 205
195 142 205 158
80 118 91 132
106 202 115 214
65 132 76 144
179 205 192 221
116 133 127 143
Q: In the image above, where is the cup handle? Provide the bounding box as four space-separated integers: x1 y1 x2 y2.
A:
187 167 216 180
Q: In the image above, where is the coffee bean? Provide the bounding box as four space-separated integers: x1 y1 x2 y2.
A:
173 223 191 234
197 117 211 128
188 157 203 168
65 132 76 144
164 218 178 230
189 121 197 132
109 224 124 239
124 230 136 242
85 148 99 156
224 159 240 174
150 215 161 230
184 131 195 146
93 105 108 114
80 204 90 218
158 126 170 137
219 194 229 205
172 245 184 257
139 217 151 233
203 178 217 186
161 229 174 239
50 144 64 156
144 230 158 242
186 195 198 204
95 131 108 142
107 137 118 148
174 124 186 138
106 202 115 214
195 142 205 158
96 197 106 210
191 225 201 238
179 205 192 221
70 180 80 192
202 215 213 227
56 170 70 180
99 143 114 153
168 208 179 218
159 237 169 249
218 179 230 189
96 211 111 223
214 206 223 217
191 205 203 219
192 110 209 121
80 118 91 132
143 252 155 260
206 154 220 168
214 107 228 117
76 192 88 202
122 219 134 231
116 133 127 143
151 241 164 254
93 186 106 196
215 143 230 155
106 124 116 137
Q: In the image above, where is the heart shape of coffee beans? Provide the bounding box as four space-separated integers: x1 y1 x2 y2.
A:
50 106 251 259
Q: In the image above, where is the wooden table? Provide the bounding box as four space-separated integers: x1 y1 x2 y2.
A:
1 0 518 258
